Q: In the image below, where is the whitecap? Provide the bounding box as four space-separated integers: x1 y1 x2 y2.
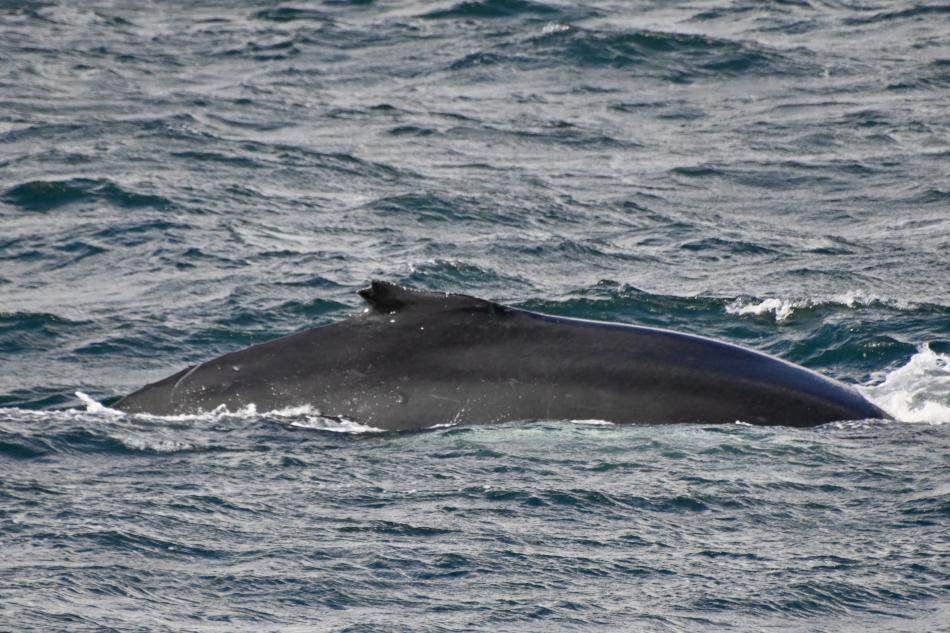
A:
117 437 201 453
725 297 802 321
541 23 572 36
724 292 919 322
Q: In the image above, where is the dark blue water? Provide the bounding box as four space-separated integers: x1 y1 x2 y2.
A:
1 1 948 630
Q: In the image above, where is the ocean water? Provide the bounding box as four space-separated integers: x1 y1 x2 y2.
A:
1 0 948 631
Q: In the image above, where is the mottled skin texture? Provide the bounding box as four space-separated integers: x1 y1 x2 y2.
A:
114 281 890 428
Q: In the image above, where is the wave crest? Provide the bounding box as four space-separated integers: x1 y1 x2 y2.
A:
725 292 921 322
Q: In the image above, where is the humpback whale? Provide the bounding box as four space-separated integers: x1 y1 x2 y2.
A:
114 281 889 428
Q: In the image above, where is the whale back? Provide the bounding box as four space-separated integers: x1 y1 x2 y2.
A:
114 280 890 426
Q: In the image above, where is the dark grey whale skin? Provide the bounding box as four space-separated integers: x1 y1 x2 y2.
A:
114 281 890 429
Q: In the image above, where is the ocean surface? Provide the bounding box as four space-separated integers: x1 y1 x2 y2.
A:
1 0 949 631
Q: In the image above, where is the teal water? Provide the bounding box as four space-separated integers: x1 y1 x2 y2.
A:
1 1 948 631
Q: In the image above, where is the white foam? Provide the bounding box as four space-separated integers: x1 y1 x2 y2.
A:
861 346 950 424
118 437 201 453
426 422 460 429
725 292 918 322
287 416 384 433
73 394 383 433
255 404 382 432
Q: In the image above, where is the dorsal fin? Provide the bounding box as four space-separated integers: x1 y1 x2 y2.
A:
358 280 501 314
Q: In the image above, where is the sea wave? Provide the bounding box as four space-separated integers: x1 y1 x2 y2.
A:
2 178 172 212
444 24 808 82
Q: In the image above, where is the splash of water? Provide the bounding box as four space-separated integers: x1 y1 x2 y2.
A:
861 346 950 424
75 391 124 415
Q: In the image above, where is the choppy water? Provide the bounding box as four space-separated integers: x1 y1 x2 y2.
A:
1 0 948 631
